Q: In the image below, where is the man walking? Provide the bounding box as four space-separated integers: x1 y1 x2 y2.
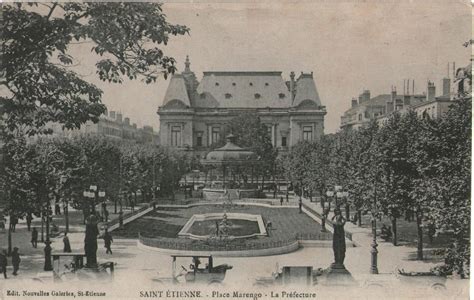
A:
280 196 283 206
26 212 33 231
11 247 21 276
103 229 113 254
0 249 8 279
31 227 38 248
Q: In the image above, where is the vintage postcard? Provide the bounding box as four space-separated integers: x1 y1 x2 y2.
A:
0 0 472 299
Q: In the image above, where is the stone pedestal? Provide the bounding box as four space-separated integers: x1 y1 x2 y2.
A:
323 263 356 286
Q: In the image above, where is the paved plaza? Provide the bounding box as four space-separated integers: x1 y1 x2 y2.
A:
0 197 469 299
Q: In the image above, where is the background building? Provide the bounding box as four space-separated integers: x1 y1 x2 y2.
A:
158 56 326 158
340 74 457 130
45 110 159 145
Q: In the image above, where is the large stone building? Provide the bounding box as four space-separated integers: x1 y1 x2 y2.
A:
44 110 159 145
158 57 326 158
340 77 456 130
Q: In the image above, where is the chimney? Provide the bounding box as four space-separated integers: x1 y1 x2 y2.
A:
184 55 191 73
412 80 415 95
427 81 436 101
351 97 358 108
289 71 296 101
386 87 396 114
109 111 116 119
124 117 130 125
442 78 450 98
362 90 370 102
116 113 123 123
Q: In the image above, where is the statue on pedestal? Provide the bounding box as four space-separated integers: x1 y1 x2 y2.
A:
84 214 99 268
331 207 346 266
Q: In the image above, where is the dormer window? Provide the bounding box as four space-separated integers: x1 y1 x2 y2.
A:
265 83 269 86
254 93 261 99
215 82 219 86
249 82 253 86
232 82 236 86
225 93 232 99
279 93 285 99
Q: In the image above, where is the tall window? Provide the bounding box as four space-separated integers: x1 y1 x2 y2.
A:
196 131 203 147
281 136 287 147
171 126 182 147
303 126 313 141
211 127 220 145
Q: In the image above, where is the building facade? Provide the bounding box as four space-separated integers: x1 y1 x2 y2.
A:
341 77 455 130
158 57 326 158
45 110 160 145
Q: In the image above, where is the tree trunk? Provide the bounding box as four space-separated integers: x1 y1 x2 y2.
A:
7 227 12 256
41 212 44 242
415 210 423 260
357 210 362 227
391 216 397 246
320 189 324 208
65 199 69 234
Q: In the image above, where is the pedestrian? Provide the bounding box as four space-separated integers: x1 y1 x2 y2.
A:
286 192 289 203
0 249 7 279
26 212 33 231
280 196 283 206
428 223 436 244
11 247 20 276
0 211 5 230
298 199 302 213
55 202 61 215
119 211 123 228
104 209 109 223
31 227 38 248
10 215 17 232
103 229 113 254
63 233 72 253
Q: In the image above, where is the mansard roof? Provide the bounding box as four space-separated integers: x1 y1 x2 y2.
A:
293 73 322 107
194 71 292 108
162 74 191 108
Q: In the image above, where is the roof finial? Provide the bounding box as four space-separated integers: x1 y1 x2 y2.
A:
185 55 191 72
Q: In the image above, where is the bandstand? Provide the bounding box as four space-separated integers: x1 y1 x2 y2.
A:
200 135 261 200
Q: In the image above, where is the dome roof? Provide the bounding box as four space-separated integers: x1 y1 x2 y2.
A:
201 135 259 166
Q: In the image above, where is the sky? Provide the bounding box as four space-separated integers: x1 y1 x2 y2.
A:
70 0 472 133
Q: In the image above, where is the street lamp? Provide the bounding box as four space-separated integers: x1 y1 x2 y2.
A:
370 180 379 274
43 202 53 271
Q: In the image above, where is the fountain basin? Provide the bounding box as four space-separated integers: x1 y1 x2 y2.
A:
178 213 267 240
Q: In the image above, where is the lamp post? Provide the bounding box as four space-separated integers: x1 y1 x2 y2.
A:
43 202 53 271
370 180 379 274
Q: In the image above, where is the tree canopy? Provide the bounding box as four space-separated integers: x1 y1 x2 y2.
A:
1 2 189 138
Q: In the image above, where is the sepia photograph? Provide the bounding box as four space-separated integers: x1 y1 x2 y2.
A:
0 1 472 299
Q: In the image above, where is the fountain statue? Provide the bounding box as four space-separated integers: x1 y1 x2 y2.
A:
218 213 233 238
